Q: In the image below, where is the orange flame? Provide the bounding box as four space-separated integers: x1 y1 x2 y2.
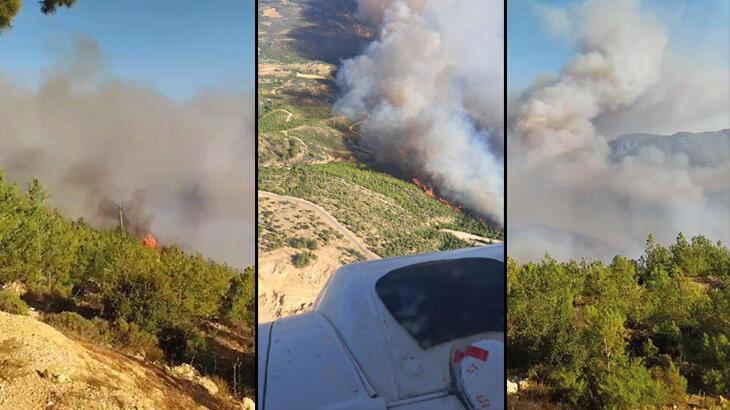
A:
412 177 463 213
412 177 435 198
142 233 160 249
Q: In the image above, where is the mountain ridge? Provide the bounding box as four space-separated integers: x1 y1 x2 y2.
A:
609 128 730 166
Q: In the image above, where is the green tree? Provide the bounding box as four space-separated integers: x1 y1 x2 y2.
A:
219 267 255 328
101 239 170 332
40 0 77 15
0 0 20 31
0 0 76 32
508 233 725 406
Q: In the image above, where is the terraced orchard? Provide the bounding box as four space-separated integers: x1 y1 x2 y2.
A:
258 102 355 166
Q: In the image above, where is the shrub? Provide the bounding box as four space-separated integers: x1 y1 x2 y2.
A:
292 251 314 268
45 312 163 362
114 319 164 362
305 239 319 250
0 290 28 315
699 333 730 395
551 368 589 407
595 359 669 408
209 375 232 397
157 323 209 365
288 237 307 249
651 356 687 404
45 311 112 343
23 286 76 313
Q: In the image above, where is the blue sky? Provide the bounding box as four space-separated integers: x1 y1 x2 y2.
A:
0 0 255 101
508 0 730 94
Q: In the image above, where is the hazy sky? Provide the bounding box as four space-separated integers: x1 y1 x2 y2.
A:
0 1 256 267
508 0 730 95
0 0 254 101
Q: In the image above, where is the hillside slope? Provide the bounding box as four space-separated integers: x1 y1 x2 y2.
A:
0 169 256 401
257 0 502 322
0 312 253 410
257 191 377 322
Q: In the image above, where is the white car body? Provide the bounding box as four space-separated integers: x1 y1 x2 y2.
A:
258 245 505 410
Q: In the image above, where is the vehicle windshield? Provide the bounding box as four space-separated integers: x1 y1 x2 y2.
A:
375 257 504 349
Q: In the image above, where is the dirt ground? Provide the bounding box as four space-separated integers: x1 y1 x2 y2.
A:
0 311 251 410
257 192 378 323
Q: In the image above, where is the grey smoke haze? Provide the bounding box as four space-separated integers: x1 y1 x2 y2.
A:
0 36 255 267
508 0 730 261
335 0 504 225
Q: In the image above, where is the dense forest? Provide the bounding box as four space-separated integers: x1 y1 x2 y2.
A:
0 171 255 395
508 234 729 408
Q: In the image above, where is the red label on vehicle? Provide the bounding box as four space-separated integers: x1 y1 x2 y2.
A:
453 346 489 363
465 345 489 362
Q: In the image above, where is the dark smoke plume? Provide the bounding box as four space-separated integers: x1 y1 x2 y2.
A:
0 36 255 267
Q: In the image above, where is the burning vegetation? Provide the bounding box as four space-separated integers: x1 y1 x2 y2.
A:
412 177 463 213
411 176 501 236
141 233 160 250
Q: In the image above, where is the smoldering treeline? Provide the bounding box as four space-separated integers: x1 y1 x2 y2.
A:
0 36 255 267
508 0 730 261
335 0 505 225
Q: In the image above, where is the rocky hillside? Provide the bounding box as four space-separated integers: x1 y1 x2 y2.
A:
0 311 254 410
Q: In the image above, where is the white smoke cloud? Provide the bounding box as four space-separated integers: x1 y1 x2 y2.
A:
0 36 255 267
594 53 730 136
335 0 504 225
508 0 730 261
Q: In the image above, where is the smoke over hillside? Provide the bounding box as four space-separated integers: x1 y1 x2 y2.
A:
508 0 730 261
0 36 255 267
335 0 504 225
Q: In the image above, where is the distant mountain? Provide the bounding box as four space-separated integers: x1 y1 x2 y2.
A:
609 129 730 167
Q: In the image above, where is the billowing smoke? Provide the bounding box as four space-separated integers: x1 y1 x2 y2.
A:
335 0 504 225
508 0 730 261
0 36 255 267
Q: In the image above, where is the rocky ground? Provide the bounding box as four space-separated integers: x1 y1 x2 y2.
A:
257 192 374 323
0 311 254 410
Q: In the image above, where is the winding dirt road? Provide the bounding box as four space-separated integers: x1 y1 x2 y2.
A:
260 108 294 122
259 190 380 260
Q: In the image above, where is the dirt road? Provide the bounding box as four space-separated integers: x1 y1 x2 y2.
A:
259 191 380 260
260 108 294 122
439 229 502 246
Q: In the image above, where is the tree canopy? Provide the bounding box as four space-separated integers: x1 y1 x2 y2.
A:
0 0 77 32
508 234 730 407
